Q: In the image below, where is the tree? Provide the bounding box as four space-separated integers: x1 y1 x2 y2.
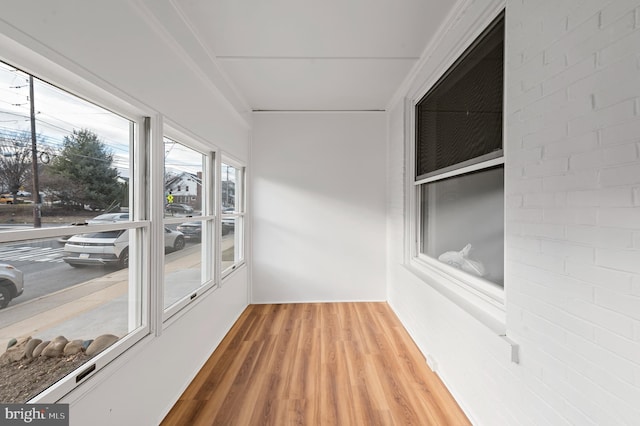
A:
221 180 235 209
38 164 84 206
48 129 123 210
0 132 34 194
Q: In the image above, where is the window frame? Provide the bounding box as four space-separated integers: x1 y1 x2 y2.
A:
161 129 219 321
219 155 246 280
0 24 249 404
0 55 153 402
406 8 506 331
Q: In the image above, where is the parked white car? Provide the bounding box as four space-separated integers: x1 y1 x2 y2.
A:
63 227 185 269
0 263 24 309
86 212 129 224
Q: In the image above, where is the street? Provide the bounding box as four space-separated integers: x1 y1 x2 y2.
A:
0 234 204 308
0 219 238 351
0 238 107 305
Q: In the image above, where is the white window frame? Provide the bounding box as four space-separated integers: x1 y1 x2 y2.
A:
405 8 506 333
161 127 219 321
0 51 153 401
219 154 246 280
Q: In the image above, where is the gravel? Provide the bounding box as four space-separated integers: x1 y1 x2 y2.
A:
0 353 90 403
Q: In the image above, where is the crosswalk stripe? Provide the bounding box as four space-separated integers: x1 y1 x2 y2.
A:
0 246 65 263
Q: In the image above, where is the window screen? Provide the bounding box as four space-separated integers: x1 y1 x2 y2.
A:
416 12 504 180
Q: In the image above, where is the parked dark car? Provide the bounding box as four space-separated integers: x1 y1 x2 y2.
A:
221 217 235 235
177 220 234 239
0 263 24 309
165 203 194 215
176 222 201 241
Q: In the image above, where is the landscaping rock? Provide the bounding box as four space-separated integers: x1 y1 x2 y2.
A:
63 340 84 356
42 336 69 358
0 337 31 365
86 334 118 356
32 340 50 358
6 338 17 349
82 340 93 351
24 338 43 359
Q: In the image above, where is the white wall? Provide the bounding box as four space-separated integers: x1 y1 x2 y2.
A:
388 0 640 425
251 112 387 303
0 3 251 425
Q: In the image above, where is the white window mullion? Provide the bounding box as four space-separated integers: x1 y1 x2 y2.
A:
150 114 165 336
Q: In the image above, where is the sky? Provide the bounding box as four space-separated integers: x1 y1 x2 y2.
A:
0 61 132 174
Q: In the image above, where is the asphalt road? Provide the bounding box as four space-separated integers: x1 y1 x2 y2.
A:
0 235 201 309
0 238 108 307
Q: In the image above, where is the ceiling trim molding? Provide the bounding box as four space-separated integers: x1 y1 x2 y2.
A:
217 56 420 61
253 110 386 114
167 0 253 112
129 0 251 128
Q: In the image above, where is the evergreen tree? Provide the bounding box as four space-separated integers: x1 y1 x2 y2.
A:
49 129 123 210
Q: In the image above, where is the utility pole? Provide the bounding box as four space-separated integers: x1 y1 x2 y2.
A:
29 75 41 228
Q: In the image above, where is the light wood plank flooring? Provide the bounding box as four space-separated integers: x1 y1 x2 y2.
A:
161 303 470 425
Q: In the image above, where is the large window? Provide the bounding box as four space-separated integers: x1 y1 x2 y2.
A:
0 61 148 402
220 159 245 276
414 12 505 290
0 45 248 405
163 137 216 316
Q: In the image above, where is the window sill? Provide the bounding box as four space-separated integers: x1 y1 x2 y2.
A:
35 327 151 404
163 280 219 324
221 261 246 281
163 282 221 330
404 257 506 334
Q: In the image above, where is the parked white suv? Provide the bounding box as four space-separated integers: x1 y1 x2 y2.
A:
63 227 185 269
0 263 24 309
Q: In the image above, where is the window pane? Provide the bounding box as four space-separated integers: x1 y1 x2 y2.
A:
164 138 202 218
0 61 131 226
221 161 243 274
163 139 207 310
420 167 504 286
415 13 504 179
221 217 236 271
0 61 139 403
221 163 239 212
0 228 143 402
164 224 201 310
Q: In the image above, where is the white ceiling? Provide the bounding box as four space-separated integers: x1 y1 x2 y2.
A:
150 0 456 111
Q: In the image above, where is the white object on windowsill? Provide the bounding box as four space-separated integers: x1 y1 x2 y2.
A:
438 244 486 277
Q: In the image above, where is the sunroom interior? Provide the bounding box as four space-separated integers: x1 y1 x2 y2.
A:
0 0 639 425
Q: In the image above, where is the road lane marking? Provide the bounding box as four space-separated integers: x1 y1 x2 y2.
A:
0 246 65 262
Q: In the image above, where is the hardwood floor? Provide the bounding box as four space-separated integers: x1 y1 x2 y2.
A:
161 303 470 425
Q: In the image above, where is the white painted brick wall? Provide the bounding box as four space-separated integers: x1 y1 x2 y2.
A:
600 163 640 186
566 224 634 248
600 116 640 145
599 207 640 228
566 188 635 206
566 261 633 293
506 0 640 423
389 1 640 425
543 132 598 157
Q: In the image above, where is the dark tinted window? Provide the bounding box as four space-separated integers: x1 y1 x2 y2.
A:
80 230 125 238
416 12 504 180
